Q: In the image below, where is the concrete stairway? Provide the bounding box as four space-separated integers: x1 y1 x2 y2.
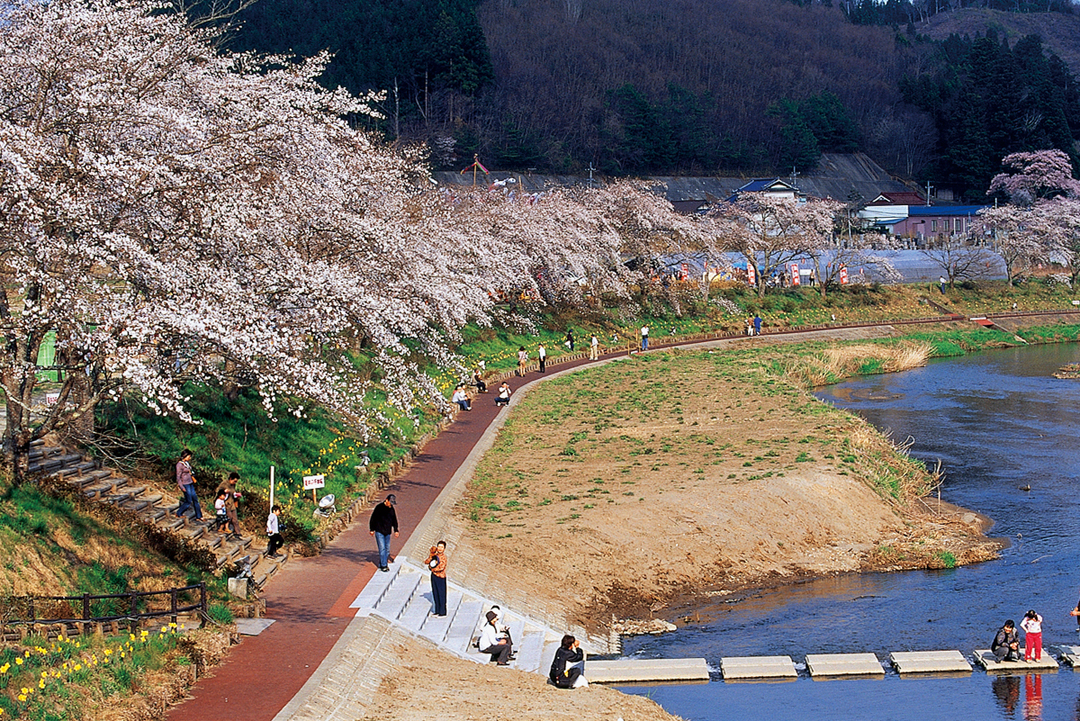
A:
351 558 566 677
27 441 288 588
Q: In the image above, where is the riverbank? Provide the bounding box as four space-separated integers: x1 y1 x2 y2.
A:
435 329 1003 637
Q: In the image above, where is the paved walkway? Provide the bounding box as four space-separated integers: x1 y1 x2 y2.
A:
165 322 913 721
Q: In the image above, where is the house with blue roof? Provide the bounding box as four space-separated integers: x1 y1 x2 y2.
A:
859 204 989 246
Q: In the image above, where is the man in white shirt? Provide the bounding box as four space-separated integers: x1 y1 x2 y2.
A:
640 325 649 351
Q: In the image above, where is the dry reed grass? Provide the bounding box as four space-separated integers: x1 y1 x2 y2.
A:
791 341 932 386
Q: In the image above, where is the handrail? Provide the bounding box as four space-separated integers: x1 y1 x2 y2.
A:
1 582 207 631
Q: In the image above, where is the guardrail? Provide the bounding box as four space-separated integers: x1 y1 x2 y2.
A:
1 583 207 634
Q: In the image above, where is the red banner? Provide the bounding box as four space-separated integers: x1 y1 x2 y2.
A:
747 263 756 287
839 265 849 285
789 262 800 286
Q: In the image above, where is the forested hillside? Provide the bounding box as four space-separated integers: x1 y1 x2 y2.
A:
227 0 1080 199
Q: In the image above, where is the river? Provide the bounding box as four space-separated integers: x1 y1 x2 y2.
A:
620 342 1080 720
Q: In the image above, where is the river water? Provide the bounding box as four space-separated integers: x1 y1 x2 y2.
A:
620 342 1080 720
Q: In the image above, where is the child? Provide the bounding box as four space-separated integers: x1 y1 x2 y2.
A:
1021 609 1043 661
212 489 228 532
266 505 284 559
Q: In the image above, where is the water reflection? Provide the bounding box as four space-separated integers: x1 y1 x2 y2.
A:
621 344 1080 721
993 676 1020 717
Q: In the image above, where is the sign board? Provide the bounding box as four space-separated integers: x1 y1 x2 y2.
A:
45 392 60 406
747 264 756 287
788 262 800 286
839 266 849 285
303 474 325 491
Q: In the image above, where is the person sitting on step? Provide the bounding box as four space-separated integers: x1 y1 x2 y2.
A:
549 634 588 688
479 610 513 665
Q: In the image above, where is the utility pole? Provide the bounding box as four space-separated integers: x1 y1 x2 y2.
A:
925 181 933 206
790 166 800 188
588 162 595 188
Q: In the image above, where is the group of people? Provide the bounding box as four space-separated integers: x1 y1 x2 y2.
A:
368 492 587 687
992 610 1045 662
175 449 285 560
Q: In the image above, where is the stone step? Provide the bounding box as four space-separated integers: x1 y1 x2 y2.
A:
398 580 434 631
74 461 98 474
349 561 401 609
178 525 206 542
514 628 548 674
374 570 422 622
141 493 164 505
541 638 562 677
86 469 114 482
587 657 711 684
444 598 484 656
29 439 44 448
68 474 100 488
890 650 971 675
721 655 798 680
418 590 463 643
805 652 885 678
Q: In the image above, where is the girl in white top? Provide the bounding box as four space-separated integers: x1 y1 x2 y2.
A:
1021 609 1043 661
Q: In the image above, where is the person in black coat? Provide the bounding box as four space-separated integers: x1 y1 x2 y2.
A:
369 494 399 572
549 634 587 688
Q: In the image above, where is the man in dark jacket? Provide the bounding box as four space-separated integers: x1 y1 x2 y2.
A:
369 494 399 572
992 620 1021 661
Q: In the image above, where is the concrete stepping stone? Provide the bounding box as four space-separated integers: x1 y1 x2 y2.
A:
973 649 1058 672
587 657 711 684
398 577 434 631
1056 645 1080 668
890 650 971 675
235 618 275 636
805 653 885 678
721 655 798 680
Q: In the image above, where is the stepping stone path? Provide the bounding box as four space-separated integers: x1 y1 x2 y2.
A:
27 440 287 589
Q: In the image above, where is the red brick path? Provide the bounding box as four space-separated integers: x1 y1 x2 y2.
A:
167 361 571 721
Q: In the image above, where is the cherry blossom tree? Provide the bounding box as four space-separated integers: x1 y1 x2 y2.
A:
0 0 511 480
715 194 841 296
976 204 1053 285
988 150 1080 206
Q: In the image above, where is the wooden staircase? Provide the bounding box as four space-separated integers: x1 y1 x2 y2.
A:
27 440 288 589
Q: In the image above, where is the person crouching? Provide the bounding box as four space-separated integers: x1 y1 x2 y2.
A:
549 634 588 688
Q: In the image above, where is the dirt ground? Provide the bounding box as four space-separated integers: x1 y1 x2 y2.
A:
360 629 681 721
448 343 1001 632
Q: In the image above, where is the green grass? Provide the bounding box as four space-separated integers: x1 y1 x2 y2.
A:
97 386 439 543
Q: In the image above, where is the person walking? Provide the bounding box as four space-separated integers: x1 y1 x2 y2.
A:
516 346 528 377
538 344 547 373
565 329 574 351
1021 609 1044 660
640 324 649 351
175 449 203 522
214 471 242 538
753 315 762 336
368 494 399 572
266 504 284 559
425 540 448 616
589 334 599 360
939 275 947 294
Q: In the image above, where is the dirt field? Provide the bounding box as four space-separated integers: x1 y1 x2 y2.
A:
360 629 681 721
448 343 1000 632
